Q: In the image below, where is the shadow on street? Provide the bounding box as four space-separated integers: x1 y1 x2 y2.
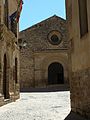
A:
64 111 88 120
20 85 69 92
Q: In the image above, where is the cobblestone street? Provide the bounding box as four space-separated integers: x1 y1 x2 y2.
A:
0 91 70 120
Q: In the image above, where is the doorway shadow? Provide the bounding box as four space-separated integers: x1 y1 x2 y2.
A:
20 85 69 92
64 111 87 120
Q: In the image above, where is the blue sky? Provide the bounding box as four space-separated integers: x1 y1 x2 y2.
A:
19 0 66 31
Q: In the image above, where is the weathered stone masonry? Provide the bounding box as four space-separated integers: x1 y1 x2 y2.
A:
71 68 90 116
0 0 20 106
66 0 90 119
19 15 69 90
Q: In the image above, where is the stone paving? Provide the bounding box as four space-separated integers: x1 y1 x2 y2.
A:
0 91 70 120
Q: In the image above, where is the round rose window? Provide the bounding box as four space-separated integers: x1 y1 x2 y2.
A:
51 35 59 44
48 30 62 45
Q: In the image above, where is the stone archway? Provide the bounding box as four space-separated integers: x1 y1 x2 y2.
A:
3 54 9 99
48 62 64 85
39 54 68 86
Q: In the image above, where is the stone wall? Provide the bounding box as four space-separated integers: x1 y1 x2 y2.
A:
0 24 20 106
0 0 20 106
66 0 90 119
71 68 90 118
34 52 69 88
19 15 69 90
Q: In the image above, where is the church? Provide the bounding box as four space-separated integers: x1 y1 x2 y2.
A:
19 15 69 90
1 0 90 119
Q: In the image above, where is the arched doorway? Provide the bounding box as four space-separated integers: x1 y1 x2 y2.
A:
3 54 9 99
48 62 64 85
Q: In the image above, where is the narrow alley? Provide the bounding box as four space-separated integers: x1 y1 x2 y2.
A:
0 91 70 120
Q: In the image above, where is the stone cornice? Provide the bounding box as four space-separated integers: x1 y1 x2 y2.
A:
32 49 69 53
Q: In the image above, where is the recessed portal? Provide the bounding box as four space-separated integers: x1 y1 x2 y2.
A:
48 62 64 85
3 54 9 99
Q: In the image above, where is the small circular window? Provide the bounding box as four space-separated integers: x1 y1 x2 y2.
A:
48 30 62 45
51 35 59 44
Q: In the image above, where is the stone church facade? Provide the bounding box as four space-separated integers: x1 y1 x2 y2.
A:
0 0 90 119
66 0 90 119
19 15 69 90
0 0 20 106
